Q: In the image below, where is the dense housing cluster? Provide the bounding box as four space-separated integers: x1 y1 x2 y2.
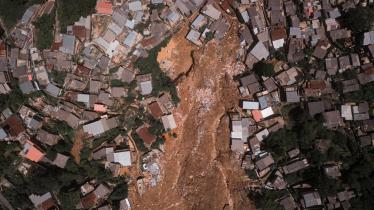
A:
225 0 374 209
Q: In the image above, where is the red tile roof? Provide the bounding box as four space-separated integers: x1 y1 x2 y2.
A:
136 126 156 146
3 114 26 136
148 101 163 119
75 65 91 76
72 25 87 41
96 0 113 15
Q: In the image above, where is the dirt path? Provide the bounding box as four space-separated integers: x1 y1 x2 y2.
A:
70 128 84 164
129 16 254 210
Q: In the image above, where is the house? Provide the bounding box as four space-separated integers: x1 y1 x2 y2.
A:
287 148 300 159
59 34 76 55
202 4 221 20
279 195 297 210
289 27 301 38
113 150 132 166
158 93 175 112
260 107 274 119
191 14 208 30
263 78 278 92
124 31 138 47
285 90 300 103
242 101 259 110
313 41 330 59
95 0 113 15
359 135 373 147
308 101 325 116
19 81 36 94
330 29 351 41
250 42 269 60
350 53 360 67
230 117 253 142
128 1 142 12
275 67 300 86
78 184 112 209
231 138 244 153
54 109 80 128
0 128 7 140
363 31 374 45
255 129 269 141
186 29 202 46
45 83 61 97
119 67 135 83
324 165 341 178
1 114 26 137
287 38 304 63
36 129 59 146
29 192 58 210
270 27 287 49
148 101 164 119
20 140 45 162
325 57 339 75
341 104 353 120
339 55 351 71
282 159 309 174
255 153 275 176
249 137 261 156
52 153 69 168
21 4 40 25
136 125 156 147
94 104 107 113
343 79 359 93
323 110 344 129
83 117 118 137
120 198 132 210
302 191 322 208
239 25 254 45
111 87 126 98
136 74 153 95
239 74 261 95
161 114 177 130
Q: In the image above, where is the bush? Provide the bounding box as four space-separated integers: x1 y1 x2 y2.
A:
51 69 67 85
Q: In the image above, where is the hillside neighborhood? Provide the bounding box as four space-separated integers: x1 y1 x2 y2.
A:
1 0 374 209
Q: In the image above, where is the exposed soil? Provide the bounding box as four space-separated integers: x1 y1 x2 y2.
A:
157 24 196 80
70 128 84 164
129 16 255 210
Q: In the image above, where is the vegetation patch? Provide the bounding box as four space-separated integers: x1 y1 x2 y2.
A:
134 37 180 105
57 0 96 32
0 0 43 29
33 8 55 50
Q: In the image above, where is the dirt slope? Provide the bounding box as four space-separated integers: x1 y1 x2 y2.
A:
129 18 255 210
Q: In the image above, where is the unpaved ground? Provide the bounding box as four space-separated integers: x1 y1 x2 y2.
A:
70 128 84 164
157 25 196 80
129 16 255 210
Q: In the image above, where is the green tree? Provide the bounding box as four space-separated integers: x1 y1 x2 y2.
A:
253 61 275 77
59 190 81 210
33 9 55 50
341 6 374 33
57 0 96 32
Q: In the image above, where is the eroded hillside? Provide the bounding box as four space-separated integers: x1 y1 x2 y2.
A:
129 16 256 210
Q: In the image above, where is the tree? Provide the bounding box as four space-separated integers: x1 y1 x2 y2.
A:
253 61 275 77
340 6 374 33
109 182 128 202
59 190 81 210
57 0 96 32
33 10 55 50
